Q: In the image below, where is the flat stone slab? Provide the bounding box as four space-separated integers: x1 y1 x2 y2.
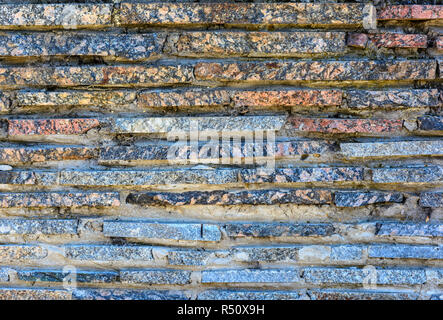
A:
0 192 120 208
420 192 443 208
0 146 97 163
198 290 302 300
118 3 372 27
309 289 419 300
64 245 153 262
8 119 100 136
341 141 443 158
127 189 333 206
376 222 443 238
59 169 238 186
0 219 77 235
240 167 364 183
72 289 187 300
378 5 443 21
103 220 221 242
0 245 47 263
347 33 427 48
418 116 443 132
369 245 442 260
0 171 57 186
17 269 119 284
165 32 347 57
346 89 441 108
120 270 191 285
372 166 443 183
334 191 403 207
223 223 336 239
194 60 436 82
201 269 300 283
0 288 71 300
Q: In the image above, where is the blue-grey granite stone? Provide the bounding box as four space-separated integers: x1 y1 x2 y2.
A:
331 245 363 261
369 245 442 260
64 245 153 262
376 222 443 238
420 192 443 208
17 269 119 283
334 191 403 207
201 269 300 283
72 288 188 300
197 290 303 300
0 219 77 235
120 270 191 285
372 166 443 183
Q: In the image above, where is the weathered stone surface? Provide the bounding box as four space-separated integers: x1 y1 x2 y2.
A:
202 269 300 283
111 116 286 134
194 60 436 82
303 267 426 285
166 32 346 57
103 220 221 242
369 245 442 260
418 116 443 132
223 223 336 239
289 118 403 134
376 222 443 238
341 141 443 158
0 288 71 300
65 245 153 262
309 289 419 300
334 191 403 207
0 171 57 186
346 89 441 108
0 219 77 235
0 192 119 208
0 65 194 88
59 169 238 186
118 3 371 27
120 270 191 285
17 269 118 283
420 192 443 208
72 289 187 300
347 33 427 48
138 89 230 108
378 5 443 21
331 246 363 261
0 146 97 163
198 290 302 300
240 167 364 183
0 91 11 112
167 247 297 266
0 33 164 61
0 4 112 29
436 36 443 51
127 189 332 206
8 119 100 135
16 90 136 107
0 269 7 282
0 245 47 262
372 166 443 184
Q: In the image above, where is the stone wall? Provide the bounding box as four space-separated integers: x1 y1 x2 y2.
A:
0 1 441 300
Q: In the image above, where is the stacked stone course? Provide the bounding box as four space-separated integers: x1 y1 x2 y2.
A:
0 1 441 300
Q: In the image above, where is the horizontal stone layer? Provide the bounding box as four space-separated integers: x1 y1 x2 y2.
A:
8 119 100 136
103 221 221 242
126 189 333 206
376 222 443 238
0 33 164 61
0 219 77 235
0 4 112 29
16 90 137 107
166 32 347 57
378 5 443 21
0 91 11 112
372 166 443 184
0 146 97 163
420 192 443 208
72 289 187 300
138 88 342 108
369 245 442 260
0 288 70 300
59 169 238 186
224 223 336 239
120 270 191 285
334 191 403 207
111 116 286 134
239 167 364 183
289 118 403 134
17 269 119 284
347 33 427 48
346 89 441 109
340 141 443 158
64 245 153 262
0 245 47 262
308 289 419 300
0 171 57 186
99 140 336 164
194 60 436 82
436 37 443 51
303 267 426 285
197 290 303 300
418 116 443 132
0 192 120 208
201 269 300 284
0 65 194 88
118 3 371 27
